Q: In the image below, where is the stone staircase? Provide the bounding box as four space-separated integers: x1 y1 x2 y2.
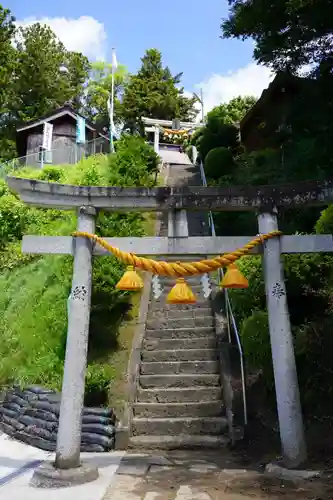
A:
129 156 229 449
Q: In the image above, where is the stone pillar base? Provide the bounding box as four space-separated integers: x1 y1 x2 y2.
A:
265 462 320 483
30 461 99 489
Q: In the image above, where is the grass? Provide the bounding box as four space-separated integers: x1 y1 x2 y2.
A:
0 143 159 408
0 255 71 389
106 291 142 414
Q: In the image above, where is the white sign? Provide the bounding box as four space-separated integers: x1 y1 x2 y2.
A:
42 122 53 151
76 117 86 144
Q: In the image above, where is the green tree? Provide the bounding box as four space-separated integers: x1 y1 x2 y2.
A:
221 0 333 73
192 95 256 161
209 96 256 125
13 23 89 122
0 5 15 113
85 61 127 131
0 5 17 160
120 48 197 131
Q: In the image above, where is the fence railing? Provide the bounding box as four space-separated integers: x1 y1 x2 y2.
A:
0 137 110 178
194 146 248 427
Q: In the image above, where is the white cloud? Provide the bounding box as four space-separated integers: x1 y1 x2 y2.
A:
15 16 107 60
197 63 275 113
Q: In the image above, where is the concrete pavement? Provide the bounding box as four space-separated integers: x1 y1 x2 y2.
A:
102 450 326 500
0 433 124 499
0 436 328 499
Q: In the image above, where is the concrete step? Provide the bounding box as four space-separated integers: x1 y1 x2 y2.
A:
159 286 206 299
143 336 216 351
146 315 214 330
133 401 224 418
155 255 206 262
139 373 220 389
145 326 215 339
158 276 204 285
142 348 218 362
129 434 229 450
140 360 219 375
147 307 212 321
132 416 228 436
137 386 223 403
148 300 210 311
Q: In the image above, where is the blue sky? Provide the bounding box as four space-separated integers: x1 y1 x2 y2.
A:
7 0 273 111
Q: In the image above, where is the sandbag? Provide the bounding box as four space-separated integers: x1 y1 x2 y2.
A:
37 392 61 403
30 401 60 414
16 433 56 452
82 414 113 426
80 443 106 453
81 424 115 437
0 407 17 419
83 407 114 418
25 425 56 441
24 408 58 422
81 432 114 449
25 386 55 395
2 415 25 432
0 421 16 436
18 415 57 431
2 402 22 413
12 388 38 400
5 394 29 408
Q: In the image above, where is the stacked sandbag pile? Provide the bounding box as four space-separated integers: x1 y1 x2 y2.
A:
0 386 116 452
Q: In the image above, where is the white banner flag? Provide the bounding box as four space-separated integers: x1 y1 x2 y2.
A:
42 122 53 150
112 49 118 71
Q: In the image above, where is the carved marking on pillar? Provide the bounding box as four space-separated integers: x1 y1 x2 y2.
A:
272 281 285 300
70 285 88 301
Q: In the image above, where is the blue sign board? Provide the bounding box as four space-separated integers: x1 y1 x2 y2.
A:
76 117 86 144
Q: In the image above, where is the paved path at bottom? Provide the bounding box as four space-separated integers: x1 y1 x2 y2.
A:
103 450 329 500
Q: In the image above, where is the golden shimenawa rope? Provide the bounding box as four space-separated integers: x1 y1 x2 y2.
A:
72 231 282 278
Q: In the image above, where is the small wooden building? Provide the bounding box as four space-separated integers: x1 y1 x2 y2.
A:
16 105 110 167
240 72 307 153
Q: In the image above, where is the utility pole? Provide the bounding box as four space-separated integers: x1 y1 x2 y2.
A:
200 88 204 123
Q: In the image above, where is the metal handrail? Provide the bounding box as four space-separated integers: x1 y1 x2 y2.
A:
0 136 109 177
195 146 248 427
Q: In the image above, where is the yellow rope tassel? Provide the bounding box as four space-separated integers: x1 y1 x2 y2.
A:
167 278 196 304
220 263 249 289
116 265 144 291
72 231 281 277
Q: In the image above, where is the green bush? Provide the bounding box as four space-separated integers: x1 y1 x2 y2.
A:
233 149 281 186
230 253 333 326
0 179 9 196
185 145 193 162
294 316 333 412
38 166 65 183
204 147 235 180
229 251 333 413
0 193 28 246
241 311 274 390
115 135 159 175
197 124 239 163
315 204 333 234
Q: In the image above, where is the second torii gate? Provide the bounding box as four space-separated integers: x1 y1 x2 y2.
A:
7 175 333 486
142 116 201 153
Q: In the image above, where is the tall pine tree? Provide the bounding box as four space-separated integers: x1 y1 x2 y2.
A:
121 48 197 131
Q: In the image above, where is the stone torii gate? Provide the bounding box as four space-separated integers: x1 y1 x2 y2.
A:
142 116 201 153
7 175 333 485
